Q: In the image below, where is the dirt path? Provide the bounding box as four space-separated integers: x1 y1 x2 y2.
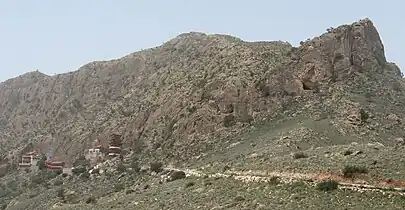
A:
164 166 405 195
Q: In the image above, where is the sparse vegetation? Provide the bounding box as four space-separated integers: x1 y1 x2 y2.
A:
1 18 405 210
116 163 126 173
81 171 90 179
54 179 63 186
343 150 353 156
360 109 369 123
150 162 163 173
293 152 308 159
85 196 97 204
342 165 368 177
57 187 65 199
268 176 281 185
316 180 339 191
114 183 124 192
37 156 46 170
72 167 86 175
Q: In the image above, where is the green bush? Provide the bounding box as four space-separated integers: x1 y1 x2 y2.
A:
114 183 124 192
37 156 46 170
46 171 59 179
130 157 140 172
31 175 45 185
54 179 63 186
116 163 126 173
359 109 369 123
72 167 86 175
73 155 89 168
56 188 65 199
316 180 339 191
81 171 90 179
342 165 368 177
150 162 163 173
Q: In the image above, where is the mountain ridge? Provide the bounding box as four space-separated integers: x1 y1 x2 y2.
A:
0 18 403 166
3 17 405 210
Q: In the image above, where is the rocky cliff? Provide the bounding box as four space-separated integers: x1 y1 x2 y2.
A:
0 18 404 166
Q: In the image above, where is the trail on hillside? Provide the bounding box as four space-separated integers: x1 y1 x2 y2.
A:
164 166 405 196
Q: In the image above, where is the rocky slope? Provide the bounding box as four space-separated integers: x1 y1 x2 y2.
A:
0 18 404 168
1 18 405 210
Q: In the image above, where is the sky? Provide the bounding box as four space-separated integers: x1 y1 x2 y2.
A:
0 0 404 82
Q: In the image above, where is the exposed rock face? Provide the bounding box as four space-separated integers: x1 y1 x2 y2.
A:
0 18 404 165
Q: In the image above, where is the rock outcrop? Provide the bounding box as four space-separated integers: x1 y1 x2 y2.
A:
0 18 404 166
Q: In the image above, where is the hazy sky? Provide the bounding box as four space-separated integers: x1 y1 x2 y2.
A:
0 0 403 82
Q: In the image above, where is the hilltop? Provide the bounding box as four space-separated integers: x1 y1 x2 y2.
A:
1 18 405 209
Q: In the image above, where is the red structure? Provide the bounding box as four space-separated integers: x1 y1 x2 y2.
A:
107 133 122 158
45 158 65 170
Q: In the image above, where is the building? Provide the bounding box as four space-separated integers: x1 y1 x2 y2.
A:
45 157 65 171
62 167 73 176
19 151 40 168
84 144 105 166
107 133 122 158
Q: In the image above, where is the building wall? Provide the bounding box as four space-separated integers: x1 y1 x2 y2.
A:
85 149 105 166
62 168 72 175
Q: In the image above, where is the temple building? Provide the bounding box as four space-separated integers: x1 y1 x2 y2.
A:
19 151 41 169
107 133 122 158
84 139 105 166
45 156 65 171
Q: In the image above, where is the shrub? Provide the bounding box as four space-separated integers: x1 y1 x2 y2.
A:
223 115 236 127
85 196 97 204
130 158 140 172
57 188 65 199
316 180 339 191
73 155 89 168
46 171 59 179
31 175 45 185
293 152 308 159
342 165 368 177
0 203 6 210
185 181 195 188
116 163 126 173
150 162 163 173
343 150 353 156
81 171 90 179
359 109 369 123
54 179 63 186
37 156 46 170
114 183 124 192
72 167 86 175
268 176 281 185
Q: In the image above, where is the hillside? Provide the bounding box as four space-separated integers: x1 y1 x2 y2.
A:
1 18 405 209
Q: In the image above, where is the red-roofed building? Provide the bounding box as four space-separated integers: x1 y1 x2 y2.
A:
19 151 41 168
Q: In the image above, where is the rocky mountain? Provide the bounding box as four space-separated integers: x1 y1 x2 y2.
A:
1 18 405 210
0 18 404 167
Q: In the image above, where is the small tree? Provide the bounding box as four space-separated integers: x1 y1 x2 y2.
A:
37 155 47 170
57 188 65 199
359 109 369 123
